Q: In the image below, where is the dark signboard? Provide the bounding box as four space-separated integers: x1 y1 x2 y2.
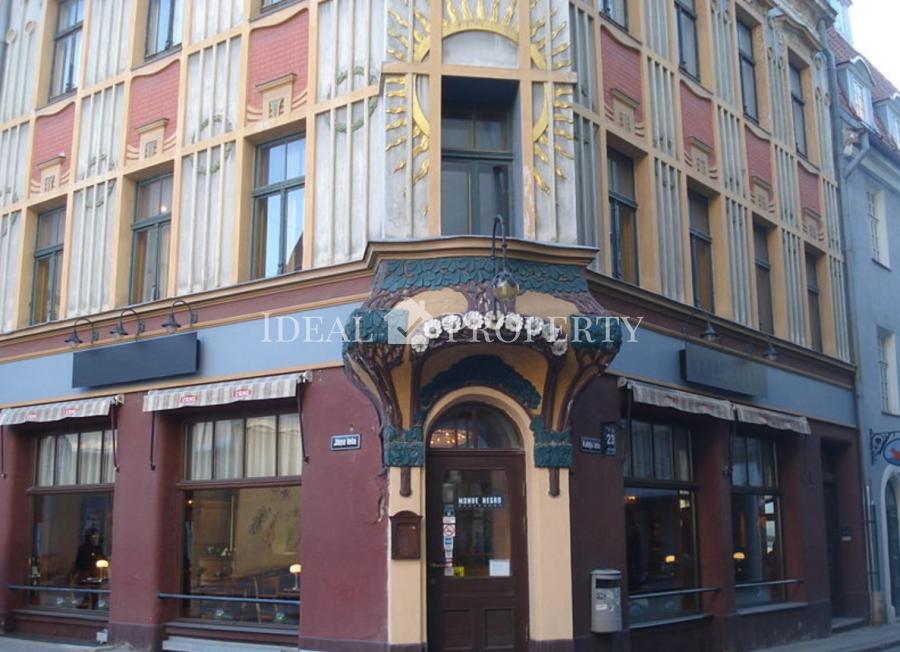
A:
680 343 766 397
72 332 199 388
330 433 361 451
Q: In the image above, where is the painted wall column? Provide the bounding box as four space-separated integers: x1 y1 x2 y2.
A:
0 427 31 631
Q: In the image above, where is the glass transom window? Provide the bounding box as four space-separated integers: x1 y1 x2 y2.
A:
36 431 116 487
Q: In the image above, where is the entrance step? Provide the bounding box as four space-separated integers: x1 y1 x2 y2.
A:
162 637 298 652
831 617 867 634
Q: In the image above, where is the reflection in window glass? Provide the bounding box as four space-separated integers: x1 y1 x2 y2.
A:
183 486 300 624
732 493 784 606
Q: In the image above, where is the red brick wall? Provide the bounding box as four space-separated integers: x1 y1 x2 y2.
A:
31 103 75 184
797 163 821 213
247 10 309 108
680 82 716 165
127 60 180 148
745 126 772 185
600 28 643 122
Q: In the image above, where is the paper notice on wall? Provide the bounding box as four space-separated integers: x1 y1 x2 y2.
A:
489 559 511 577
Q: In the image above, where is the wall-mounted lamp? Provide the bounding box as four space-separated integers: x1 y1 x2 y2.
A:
110 308 145 341
700 313 720 343
64 317 100 349
161 299 198 334
763 339 778 361
289 563 302 590
491 214 519 310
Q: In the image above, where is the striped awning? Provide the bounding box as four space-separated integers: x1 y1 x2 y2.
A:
734 404 811 435
0 395 124 426
618 378 734 421
142 372 312 412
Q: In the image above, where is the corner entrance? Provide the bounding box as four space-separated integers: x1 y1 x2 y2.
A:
426 403 528 651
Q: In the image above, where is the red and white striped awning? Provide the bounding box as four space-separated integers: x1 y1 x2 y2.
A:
142 372 312 412
734 404 811 435
0 395 124 426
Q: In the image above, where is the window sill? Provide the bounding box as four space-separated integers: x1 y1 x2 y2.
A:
14 607 108 622
630 612 711 630
252 0 302 21
872 257 892 271
880 410 900 418
736 601 807 617
43 89 77 109
144 44 182 65
166 618 298 636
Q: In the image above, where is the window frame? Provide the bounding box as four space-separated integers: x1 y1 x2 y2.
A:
130 174 173 304
879 330 900 414
675 0 700 81
607 149 639 284
441 103 515 236
789 63 808 157
50 0 84 99
688 190 714 312
601 0 629 30
737 19 759 122
32 429 117 490
753 222 774 335
805 252 822 352
848 72 874 125
251 134 307 279
31 207 66 325
867 187 890 267
144 0 182 60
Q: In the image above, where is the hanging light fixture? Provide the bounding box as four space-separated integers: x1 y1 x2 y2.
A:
64 317 100 349
763 338 778 361
161 299 198 334
110 308 145 341
491 214 519 310
700 313 720 343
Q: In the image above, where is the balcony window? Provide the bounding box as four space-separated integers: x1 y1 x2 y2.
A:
145 0 183 59
252 135 306 279
32 208 65 324
50 0 84 98
131 175 172 304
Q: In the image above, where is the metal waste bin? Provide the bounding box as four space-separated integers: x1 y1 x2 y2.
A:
590 569 622 633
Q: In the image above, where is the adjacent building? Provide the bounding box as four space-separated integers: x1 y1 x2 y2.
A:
0 0 868 651
826 25 900 625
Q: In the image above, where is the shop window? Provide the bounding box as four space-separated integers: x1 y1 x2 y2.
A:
675 0 699 80
441 77 517 237
624 420 699 623
30 432 114 612
790 63 808 157
689 191 714 312
601 0 628 29
731 434 784 607
131 174 173 304
753 222 774 335
181 413 301 625
145 0 182 59
886 484 900 613
50 0 84 98
252 135 306 279
737 20 758 122
805 252 822 352
32 207 66 324
608 149 638 284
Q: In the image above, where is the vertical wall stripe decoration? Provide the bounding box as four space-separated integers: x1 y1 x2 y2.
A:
829 256 850 361
655 159 684 302
0 0 41 122
184 37 242 145
0 212 22 333
782 230 805 345
190 0 244 43
177 143 236 294
649 62 676 157
710 1 736 106
0 123 29 209
68 182 117 317
718 108 744 196
727 200 752 326
84 0 133 87
645 0 670 58
77 84 124 181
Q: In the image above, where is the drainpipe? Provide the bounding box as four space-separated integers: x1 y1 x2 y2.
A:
0 0 11 93
818 17 880 624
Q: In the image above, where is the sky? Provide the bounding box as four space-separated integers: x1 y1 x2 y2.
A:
849 0 900 89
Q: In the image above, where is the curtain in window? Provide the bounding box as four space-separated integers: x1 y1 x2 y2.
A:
190 421 213 480
37 436 55 486
56 434 78 485
246 416 277 477
214 419 244 479
101 431 115 484
78 431 103 484
278 414 302 476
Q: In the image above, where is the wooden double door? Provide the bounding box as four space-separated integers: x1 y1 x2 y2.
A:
426 451 528 651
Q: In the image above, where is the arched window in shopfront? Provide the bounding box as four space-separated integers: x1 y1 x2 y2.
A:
886 481 900 613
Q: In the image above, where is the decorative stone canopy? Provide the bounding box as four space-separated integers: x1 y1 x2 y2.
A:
342 238 621 487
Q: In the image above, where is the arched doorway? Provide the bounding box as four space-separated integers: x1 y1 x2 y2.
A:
886 481 900 616
426 402 528 651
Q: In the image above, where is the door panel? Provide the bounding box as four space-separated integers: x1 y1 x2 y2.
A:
427 453 527 651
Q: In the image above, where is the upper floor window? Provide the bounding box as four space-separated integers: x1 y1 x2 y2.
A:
131 175 173 304
879 330 900 414
805 252 822 352
32 208 66 324
890 111 900 149
608 149 638 284
731 434 785 606
441 78 518 237
689 190 713 312
675 0 700 80
252 135 306 279
790 63 808 157
849 73 874 125
601 0 628 29
145 0 183 59
737 20 758 122
753 222 774 335
50 0 84 98
261 0 290 11
868 188 890 267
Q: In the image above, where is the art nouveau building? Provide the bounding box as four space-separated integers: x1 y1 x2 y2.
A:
0 0 867 651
